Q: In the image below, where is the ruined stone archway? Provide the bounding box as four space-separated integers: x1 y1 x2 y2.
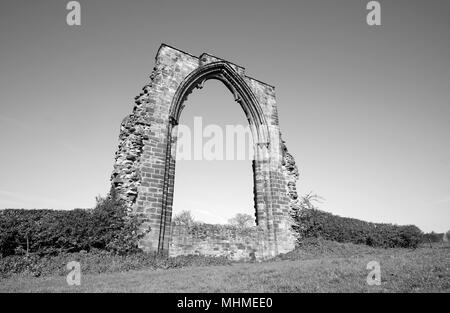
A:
111 44 299 260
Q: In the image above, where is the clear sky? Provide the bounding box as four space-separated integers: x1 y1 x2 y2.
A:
0 0 449 232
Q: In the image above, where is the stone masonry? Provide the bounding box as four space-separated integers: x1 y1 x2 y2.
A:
111 44 299 260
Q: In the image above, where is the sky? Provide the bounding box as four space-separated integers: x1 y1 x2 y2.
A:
0 0 449 232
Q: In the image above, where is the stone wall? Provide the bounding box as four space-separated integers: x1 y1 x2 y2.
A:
110 44 299 258
169 224 267 261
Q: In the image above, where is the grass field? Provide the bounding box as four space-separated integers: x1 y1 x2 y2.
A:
1 240 449 293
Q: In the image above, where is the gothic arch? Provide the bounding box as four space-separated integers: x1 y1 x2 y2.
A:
110 44 299 260
169 61 270 148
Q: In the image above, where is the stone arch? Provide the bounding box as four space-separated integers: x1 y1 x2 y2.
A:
169 61 270 147
166 61 271 238
110 44 299 260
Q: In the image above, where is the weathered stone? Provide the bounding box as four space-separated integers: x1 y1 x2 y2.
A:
110 44 299 260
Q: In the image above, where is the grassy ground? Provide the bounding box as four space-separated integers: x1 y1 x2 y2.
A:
1 240 449 292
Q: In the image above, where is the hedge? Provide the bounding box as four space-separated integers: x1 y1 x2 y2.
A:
292 208 423 248
0 193 148 257
422 232 445 243
0 190 425 258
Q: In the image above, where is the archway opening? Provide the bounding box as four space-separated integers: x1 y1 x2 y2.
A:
172 79 256 226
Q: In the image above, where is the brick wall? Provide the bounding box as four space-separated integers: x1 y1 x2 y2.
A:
169 223 268 261
110 44 300 258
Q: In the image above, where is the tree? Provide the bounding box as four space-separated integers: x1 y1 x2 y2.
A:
172 210 195 226
299 192 324 210
228 213 254 228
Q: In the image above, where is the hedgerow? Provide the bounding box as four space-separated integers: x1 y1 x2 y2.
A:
0 191 149 257
422 232 445 243
292 194 423 248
